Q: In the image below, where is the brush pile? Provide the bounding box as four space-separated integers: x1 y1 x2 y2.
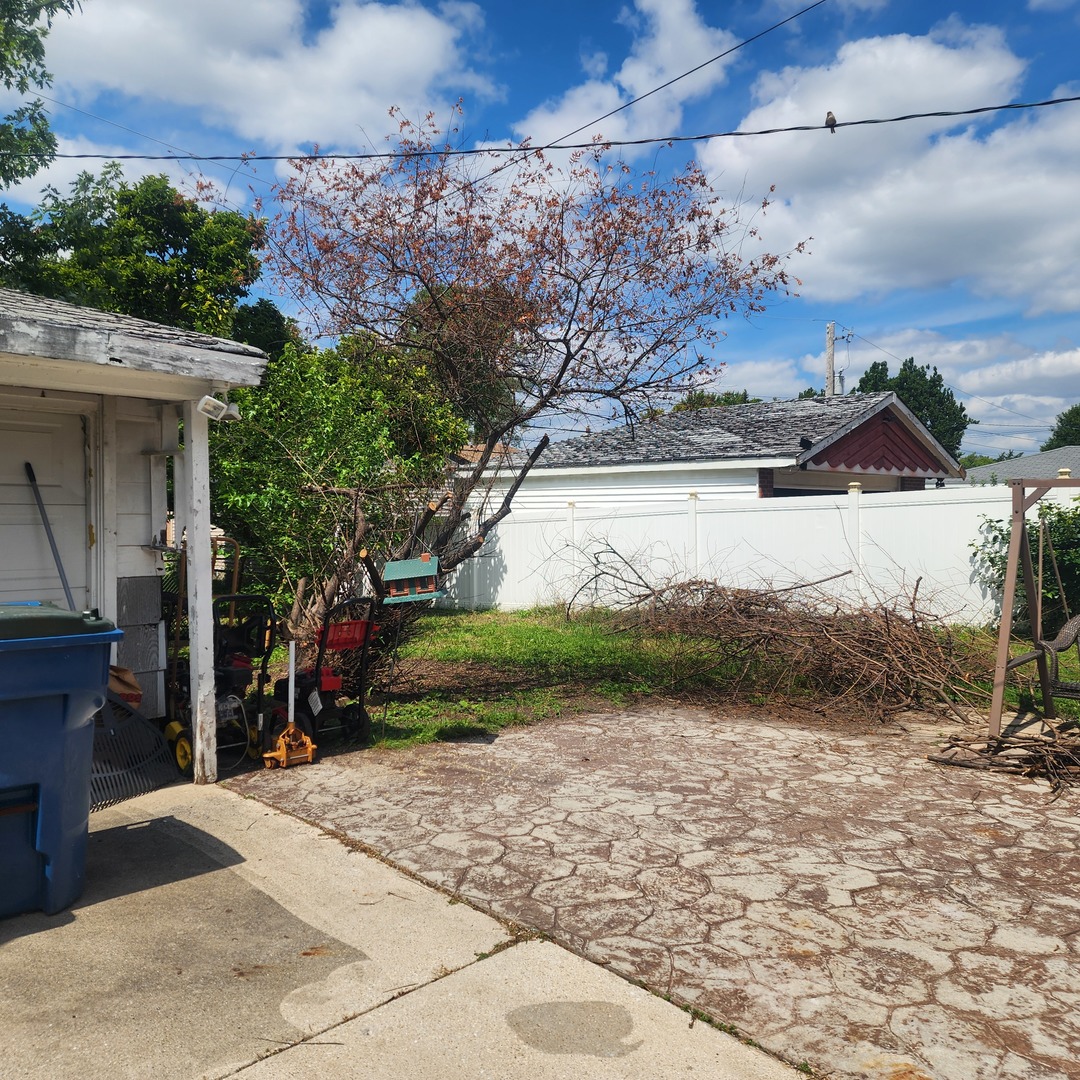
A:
576 553 996 719
929 730 1080 795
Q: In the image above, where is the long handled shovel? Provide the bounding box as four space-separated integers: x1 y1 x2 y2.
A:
25 461 75 611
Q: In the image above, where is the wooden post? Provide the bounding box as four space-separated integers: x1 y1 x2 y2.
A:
1018 521 1057 721
987 479 1078 737
181 399 217 784
989 483 1025 737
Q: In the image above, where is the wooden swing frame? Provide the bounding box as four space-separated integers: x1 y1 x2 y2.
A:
988 475 1080 738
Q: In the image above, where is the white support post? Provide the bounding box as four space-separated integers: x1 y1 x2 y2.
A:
847 481 863 595
181 399 217 784
98 396 118 623
567 501 577 576
687 491 699 575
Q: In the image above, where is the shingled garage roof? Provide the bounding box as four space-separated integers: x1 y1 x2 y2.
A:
533 392 962 478
964 445 1080 484
0 287 268 398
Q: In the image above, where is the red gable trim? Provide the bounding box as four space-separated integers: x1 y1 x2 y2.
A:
806 410 948 476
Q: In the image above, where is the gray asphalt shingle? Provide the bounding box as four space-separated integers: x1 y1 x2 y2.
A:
965 445 1080 483
534 392 894 468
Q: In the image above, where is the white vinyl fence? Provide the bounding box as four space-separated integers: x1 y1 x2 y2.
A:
443 484 1079 623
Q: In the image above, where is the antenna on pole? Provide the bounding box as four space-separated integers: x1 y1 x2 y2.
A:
825 321 836 397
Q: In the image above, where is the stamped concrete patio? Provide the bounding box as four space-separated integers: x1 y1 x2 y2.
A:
226 706 1080 1080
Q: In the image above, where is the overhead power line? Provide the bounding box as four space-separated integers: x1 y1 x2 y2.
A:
35 92 276 191
554 0 828 144
6 95 1077 164
848 329 1056 429
444 0 828 212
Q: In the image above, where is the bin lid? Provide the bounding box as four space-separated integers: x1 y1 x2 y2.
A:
0 601 117 640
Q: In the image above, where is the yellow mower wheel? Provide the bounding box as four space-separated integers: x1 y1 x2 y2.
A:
171 727 194 778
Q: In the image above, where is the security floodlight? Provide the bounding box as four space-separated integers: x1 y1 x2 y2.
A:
196 395 229 421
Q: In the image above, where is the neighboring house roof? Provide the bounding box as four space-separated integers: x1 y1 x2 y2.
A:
0 287 268 396
532 392 963 478
965 446 1080 484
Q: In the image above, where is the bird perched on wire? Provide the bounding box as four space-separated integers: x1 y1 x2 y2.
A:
825 110 837 134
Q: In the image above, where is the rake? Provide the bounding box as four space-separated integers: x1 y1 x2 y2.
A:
91 691 179 811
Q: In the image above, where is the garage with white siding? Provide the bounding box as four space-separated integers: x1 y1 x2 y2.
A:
0 288 268 783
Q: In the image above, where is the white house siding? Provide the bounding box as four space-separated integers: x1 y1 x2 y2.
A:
0 387 167 714
492 463 762 510
113 397 167 716
115 398 165 578
479 459 912 516
443 485 1078 623
0 396 91 608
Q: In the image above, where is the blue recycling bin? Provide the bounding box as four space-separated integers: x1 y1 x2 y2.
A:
0 602 122 918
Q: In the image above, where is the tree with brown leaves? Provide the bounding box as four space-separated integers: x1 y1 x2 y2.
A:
265 107 803 587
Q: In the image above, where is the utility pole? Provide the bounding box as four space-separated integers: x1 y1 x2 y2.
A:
825 321 836 397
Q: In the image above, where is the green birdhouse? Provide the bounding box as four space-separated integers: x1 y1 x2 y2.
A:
381 552 445 604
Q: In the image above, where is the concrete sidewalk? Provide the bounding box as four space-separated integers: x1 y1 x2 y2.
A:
0 781 795 1080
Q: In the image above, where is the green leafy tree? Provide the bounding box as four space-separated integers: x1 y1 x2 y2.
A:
856 358 972 458
0 1 77 186
232 297 303 362
797 386 823 400
0 200 42 286
671 388 759 412
1042 404 1080 451
1 164 264 334
402 283 520 439
209 336 469 617
959 449 1021 471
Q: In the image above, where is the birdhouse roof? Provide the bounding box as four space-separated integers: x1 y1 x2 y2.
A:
383 555 440 582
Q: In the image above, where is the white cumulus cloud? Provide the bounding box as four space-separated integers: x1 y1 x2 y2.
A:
44 0 496 151
696 23 1080 317
513 0 736 146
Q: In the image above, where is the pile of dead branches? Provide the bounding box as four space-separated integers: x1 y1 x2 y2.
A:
930 730 1080 795
577 555 997 719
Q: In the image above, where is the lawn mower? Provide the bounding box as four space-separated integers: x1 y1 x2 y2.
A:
163 593 277 776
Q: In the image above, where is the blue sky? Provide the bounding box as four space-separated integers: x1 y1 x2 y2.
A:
5 0 1080 456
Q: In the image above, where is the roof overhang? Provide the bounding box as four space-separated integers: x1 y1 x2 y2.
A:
0 348 250 401
795 393 964 479
0 290 268 402
502 456 796 480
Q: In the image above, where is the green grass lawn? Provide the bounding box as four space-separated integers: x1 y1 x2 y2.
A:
329 607 1079 750
364 607 719 747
